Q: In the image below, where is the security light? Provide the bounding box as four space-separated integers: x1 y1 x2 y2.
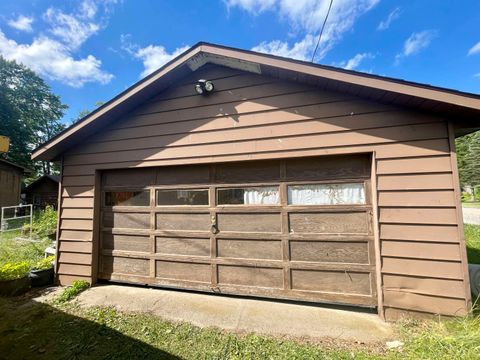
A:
195 79 214 95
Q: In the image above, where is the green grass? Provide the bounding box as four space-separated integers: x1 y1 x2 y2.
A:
465 224 480 264
0 230 52 267
462 202 480 208
0 294 479 359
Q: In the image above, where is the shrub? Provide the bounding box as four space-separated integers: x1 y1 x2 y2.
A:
0 262 30 281
31 206 58 238
32 256 55 271
57 280 90 302
462 192 473 202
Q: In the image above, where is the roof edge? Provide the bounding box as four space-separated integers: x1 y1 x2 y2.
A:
32 41 480 161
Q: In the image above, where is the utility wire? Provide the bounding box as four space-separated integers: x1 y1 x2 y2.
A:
311 0 334 63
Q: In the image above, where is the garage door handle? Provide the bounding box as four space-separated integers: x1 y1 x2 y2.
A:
211 224 217 234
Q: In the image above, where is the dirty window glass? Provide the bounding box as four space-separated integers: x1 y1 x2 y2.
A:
157 189 208 205
217 186 279 205
105 191 150 206
288 183 365 205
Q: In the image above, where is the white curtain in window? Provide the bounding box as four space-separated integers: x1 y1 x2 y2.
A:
243 187 279 205
288 183 365 205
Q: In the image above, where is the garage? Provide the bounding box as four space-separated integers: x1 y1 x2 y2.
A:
98 154 376 306
33 43 474 319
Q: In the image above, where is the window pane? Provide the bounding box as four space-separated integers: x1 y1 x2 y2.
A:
288 183 365 205
157 189 208 205
105 191 150 206
218 186 279 205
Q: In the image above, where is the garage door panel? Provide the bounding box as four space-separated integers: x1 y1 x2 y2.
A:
156 260 211 283
291 269 371 295
103 212 150 229
289 240 370 264
102 168 156 187
217 238 282 260
102 256 149 276
156 236 210 256
155 164 210 185
285 154 370 180
289 212 370 234
217 213 281 233
103 233 150 252
156 213 210 231
215 160 280 183
218 265 283 288
100 154 376 307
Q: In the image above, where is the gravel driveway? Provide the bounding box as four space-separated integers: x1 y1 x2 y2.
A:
463 207 480 225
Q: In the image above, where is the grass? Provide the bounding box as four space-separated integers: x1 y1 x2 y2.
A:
0 294 479 360
0 230 52 268
462 202 480 208
464 224 480 264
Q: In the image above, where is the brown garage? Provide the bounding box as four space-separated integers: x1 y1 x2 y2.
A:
32 42 479 320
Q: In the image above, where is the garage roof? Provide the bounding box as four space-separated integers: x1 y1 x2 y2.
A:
32 42 480 161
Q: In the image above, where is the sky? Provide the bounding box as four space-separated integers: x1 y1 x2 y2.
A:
0 0 479 124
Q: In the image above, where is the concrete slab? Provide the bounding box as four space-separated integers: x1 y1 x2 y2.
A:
463 206 480 225
75 284 393 343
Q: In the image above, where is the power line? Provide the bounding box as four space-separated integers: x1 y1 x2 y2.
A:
311 0 334 63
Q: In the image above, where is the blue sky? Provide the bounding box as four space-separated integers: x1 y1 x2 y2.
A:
0 0 479 124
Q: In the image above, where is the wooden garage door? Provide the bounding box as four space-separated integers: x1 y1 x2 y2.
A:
99 154 377 306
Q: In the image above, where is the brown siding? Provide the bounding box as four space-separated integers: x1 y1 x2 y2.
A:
0 163 22 208
56 65 469 318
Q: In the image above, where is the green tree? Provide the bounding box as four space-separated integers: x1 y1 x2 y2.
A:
0 56 68 175
456 130 480 188
71 101 105 125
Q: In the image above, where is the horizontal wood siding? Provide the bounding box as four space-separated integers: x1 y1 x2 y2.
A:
56 65 469 317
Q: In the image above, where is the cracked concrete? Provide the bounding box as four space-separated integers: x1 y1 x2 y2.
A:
74 284 393 343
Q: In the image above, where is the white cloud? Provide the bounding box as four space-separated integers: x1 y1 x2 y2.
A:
224 0 277 14
377 7 401 31
468 41 480 56
7 15 34 32
252 34 316 61
230 0 379 62
43 6 100 50
0 30 113 87
395 30 437 63
134 44 190 78
338 52 375 70
0 0 116 87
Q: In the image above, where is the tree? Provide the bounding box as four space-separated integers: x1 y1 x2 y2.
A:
456 130 480 188
71 101 105 125
0 56 68 175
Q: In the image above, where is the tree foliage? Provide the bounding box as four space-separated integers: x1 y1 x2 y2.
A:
0 56 67 175
456 130 480 187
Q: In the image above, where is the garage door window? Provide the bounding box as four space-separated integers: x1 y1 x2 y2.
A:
157 189 208 206
105 191 150 206
218 186 279 205
287 183 365 205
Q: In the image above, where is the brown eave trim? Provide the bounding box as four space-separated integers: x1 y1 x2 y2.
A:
201 44 480 110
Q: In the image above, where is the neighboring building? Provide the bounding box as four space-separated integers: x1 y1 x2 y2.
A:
23 174 60 210
32 43 480 320
0 158 29 209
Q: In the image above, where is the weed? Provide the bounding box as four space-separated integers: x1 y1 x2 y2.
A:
57 280 90 303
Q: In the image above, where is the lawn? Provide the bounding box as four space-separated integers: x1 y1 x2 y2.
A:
0 230 52 267
465 224 480 264
462 202 480 208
